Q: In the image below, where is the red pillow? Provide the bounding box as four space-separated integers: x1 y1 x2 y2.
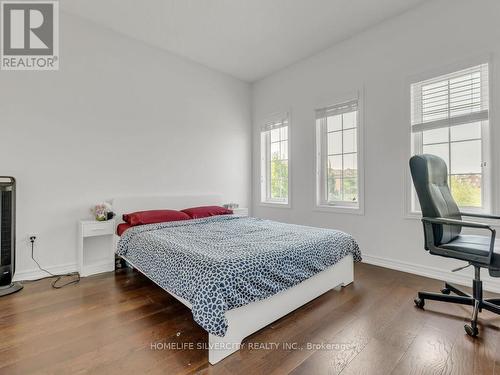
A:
122 210 190 226
181 206 233 219
116 223 132 236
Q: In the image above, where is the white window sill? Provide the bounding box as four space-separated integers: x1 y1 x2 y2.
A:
259 201 291 209
314 204 364 216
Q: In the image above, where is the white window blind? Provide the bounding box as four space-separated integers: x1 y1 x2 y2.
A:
411 64 489 133
315 100 358 120
261 116 288 132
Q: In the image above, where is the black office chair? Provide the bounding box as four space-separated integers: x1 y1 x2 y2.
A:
409 154 500 337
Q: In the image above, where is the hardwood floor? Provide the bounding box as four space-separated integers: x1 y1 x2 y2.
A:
0 263 499 375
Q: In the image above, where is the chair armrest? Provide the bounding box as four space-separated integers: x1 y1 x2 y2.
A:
461 212 500 220
422 217 493 230
422 217 496 265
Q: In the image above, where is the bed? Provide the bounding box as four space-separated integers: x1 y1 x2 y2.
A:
112 194 361 364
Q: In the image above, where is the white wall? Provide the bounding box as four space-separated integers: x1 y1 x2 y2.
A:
0 13 251 278
252 0 500 291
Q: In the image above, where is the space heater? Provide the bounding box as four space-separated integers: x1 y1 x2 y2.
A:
0 177 22 296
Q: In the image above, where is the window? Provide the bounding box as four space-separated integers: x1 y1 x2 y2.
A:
260 114 290 205
316 99 361 210
410 63 490 212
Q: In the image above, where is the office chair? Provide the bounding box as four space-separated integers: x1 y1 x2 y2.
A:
409 154 500 337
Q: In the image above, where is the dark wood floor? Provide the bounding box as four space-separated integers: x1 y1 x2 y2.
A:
1 263 499 375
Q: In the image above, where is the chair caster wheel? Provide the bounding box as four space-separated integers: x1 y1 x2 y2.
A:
464 324 479 337
441 288 451 295
414 298 425 309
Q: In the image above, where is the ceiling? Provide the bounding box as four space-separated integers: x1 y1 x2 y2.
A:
62 0 429 82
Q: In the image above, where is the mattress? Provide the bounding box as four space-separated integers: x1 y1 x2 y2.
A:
116 215 361 336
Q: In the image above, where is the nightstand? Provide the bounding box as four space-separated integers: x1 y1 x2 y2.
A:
77 219 115 277
231 208 249 217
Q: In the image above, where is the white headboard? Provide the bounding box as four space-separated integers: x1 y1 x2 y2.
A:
111 194 223 224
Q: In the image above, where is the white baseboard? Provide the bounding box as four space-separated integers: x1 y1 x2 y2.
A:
362 254 500 294
13 263 78 282
81 262 114 277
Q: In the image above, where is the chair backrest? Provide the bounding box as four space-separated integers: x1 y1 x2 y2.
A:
409 154 462 245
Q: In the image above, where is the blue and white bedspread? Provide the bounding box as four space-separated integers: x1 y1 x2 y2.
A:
117 215 361 337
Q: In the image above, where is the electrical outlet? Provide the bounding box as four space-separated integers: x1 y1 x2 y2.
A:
28 234 38 243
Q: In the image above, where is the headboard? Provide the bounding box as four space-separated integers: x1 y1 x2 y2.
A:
111 194 223 225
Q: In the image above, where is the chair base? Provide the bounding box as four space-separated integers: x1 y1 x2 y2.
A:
414 275 500 337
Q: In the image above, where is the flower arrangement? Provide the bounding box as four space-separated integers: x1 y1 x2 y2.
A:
92 202 114 221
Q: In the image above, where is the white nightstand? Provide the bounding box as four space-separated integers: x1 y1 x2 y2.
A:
77 219 115 277
231 208 249 217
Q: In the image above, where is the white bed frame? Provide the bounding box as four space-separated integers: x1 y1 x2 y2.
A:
112 194 354 365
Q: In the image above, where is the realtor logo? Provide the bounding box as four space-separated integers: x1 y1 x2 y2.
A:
1 0 58 70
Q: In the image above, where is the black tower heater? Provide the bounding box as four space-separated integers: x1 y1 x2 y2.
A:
0 177 22 296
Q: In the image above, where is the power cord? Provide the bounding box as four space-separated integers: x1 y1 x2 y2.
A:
25 236 80 289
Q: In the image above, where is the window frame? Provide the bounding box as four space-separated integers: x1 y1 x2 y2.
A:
314 91 365 215
406 58 493 218
259 113 291 208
